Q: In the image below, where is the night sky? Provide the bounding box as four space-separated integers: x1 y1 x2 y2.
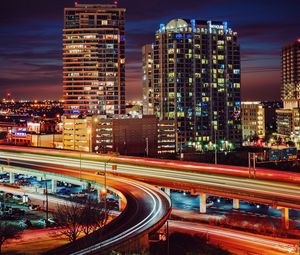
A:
0 0 299 101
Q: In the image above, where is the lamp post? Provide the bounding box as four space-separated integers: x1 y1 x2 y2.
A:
214 128 217 165
87 128 91 153
102 157 112 223
79 151 82 181
145 137 149 157
42 177 49 225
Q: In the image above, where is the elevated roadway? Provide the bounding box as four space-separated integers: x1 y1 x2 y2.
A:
1 147 300 212
0 151 172 254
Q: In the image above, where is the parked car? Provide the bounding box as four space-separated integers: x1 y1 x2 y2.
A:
5 193 13 198
56 188 71 195
28 204 40 211
12 194 22 200
70 192 87 198
37 218 58 227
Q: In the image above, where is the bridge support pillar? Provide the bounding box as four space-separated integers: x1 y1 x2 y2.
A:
51 179 57 193
97 189 101 203
281 207 289 229
233 199 239 209
164 188 171 196
9 172 15 184
81 182 88 191
199 193 206 214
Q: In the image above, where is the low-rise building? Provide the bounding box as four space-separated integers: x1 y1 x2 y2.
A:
93 115 176 156
62 117 93 152
276 108 300 137
62 115 177 156
241 102 265 141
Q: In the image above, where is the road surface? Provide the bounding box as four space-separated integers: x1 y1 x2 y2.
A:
169 220 298 255
1 150 300 210
0 155 172 254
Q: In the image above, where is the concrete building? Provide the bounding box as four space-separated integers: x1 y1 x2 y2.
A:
143 19 242 152
142 44 154 115
276 108 300 138
63 3 126 117
31 134 62 148
241 102 265 141
157 120 177 154
92 115 176 156
277 39 300 145
62 117 93 152
281 39 300 109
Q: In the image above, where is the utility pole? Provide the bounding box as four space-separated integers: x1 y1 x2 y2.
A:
79 151 82 181
145 137 149 157
103 158 111 223
214 129 217 164
43 178 49 225
248 152 257 178
166 220 169 255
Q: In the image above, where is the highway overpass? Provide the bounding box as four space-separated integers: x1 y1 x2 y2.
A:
0 150 172 254
1 145 300 230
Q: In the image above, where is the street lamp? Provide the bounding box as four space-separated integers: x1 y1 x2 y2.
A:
145 137 149 157
103 157 112 223
87 128 91 153
214 128 217 165
79 151 82 181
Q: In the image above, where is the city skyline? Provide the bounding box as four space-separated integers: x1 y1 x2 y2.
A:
0 0 299 100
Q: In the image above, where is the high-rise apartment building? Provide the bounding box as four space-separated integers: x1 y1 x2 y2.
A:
142 44 154 115
143 19 241 152
63 3 126 117
282 39 300 109
277 39 300 144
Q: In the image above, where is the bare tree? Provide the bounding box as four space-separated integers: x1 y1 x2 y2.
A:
79 199 110 235
80 199 98 235
0 222 23 254
54 199 111 242
53 202 82 243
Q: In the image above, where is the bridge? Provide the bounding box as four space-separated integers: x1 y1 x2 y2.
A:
0 145 300 249
0 147 172 254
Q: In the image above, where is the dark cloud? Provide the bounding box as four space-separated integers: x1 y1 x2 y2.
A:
0 0 300 100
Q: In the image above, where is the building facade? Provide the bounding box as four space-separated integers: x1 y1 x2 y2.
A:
92 115 176 156
62 117 93 152
277 39 300 145
63 3 126 117
142 44 154 115
241 102 265 141
143 19 241 152
282 39 300 109
276 108 300 138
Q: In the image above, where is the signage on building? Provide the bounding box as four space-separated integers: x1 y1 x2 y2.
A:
13 132 27 137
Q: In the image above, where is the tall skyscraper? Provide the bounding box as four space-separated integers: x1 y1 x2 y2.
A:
142 44 154 115
143 19 241 152
276 39 300 145
63 3 126 117
282 39 300 109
